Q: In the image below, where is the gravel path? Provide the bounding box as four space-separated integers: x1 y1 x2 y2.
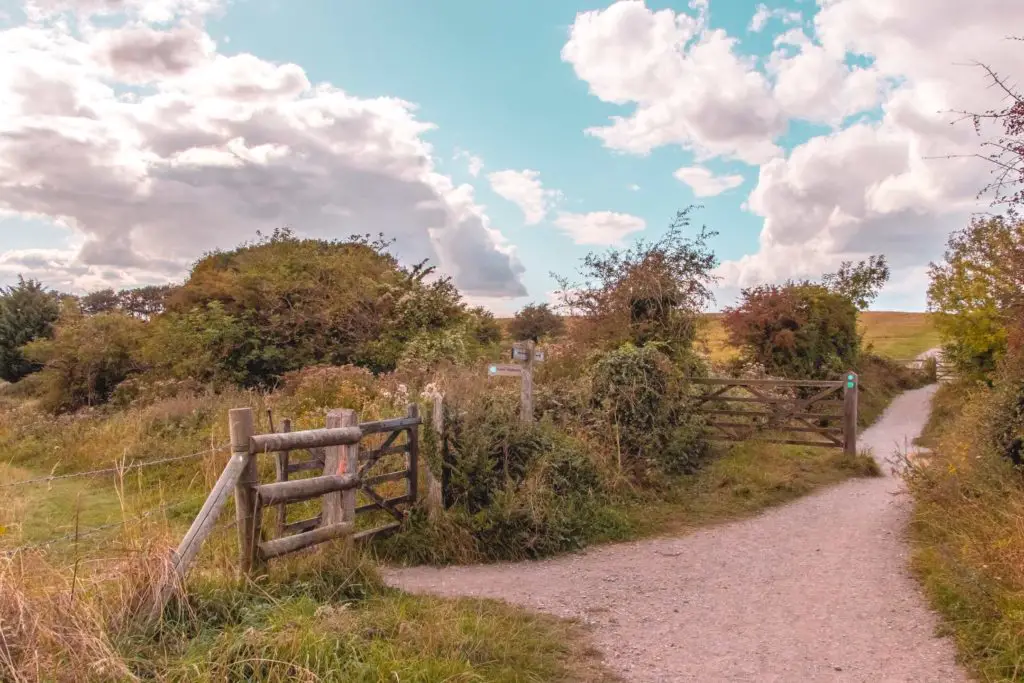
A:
386 386 968 682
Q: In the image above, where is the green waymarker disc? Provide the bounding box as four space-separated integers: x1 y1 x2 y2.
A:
847 381 855 389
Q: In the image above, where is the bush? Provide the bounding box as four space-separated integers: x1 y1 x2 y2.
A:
555 207 717 359
161 230 477 386
590 343 709 476
0 277 60 382
723 282 859 380
22 310 146 413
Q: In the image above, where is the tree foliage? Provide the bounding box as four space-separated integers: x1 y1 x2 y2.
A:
151 229 479 386
508 303 564 343
23 309 146 412
928 215 1024 377
554 207 718 357
822 255 890 310
723 282 859 379
80 285 175 318
0 277 61 382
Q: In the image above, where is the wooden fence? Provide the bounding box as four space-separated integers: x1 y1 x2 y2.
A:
152 403 426 615
894 357 954 381
689 372 858 455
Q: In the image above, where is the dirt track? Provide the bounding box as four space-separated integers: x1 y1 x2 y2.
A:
386 385 968 682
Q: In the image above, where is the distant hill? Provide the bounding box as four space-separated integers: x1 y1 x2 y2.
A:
500 312 939 362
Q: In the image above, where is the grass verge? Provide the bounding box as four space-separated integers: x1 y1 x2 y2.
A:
906 380 1024 681
2 539 618 682
378 441 880 566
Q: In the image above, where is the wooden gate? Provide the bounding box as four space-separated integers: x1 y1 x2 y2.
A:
689 373 858 454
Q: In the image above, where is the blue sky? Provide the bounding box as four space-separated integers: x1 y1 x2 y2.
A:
206 0 768 302
0 0 1014 312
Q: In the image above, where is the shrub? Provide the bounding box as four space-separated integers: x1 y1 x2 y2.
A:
163 229 476 386
0 277 61 382
554 207 717 359
590 343 709 476
22 310 146 412
508 303 565 343
723 282 859 380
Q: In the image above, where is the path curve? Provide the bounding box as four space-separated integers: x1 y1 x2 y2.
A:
386 386 967 682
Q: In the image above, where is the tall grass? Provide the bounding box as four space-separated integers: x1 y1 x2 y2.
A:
907 380 1024 681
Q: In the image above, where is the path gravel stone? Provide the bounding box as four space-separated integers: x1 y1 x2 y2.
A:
386 386 968 682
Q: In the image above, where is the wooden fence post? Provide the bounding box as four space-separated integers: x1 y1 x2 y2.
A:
273 418 291 538
406 403 419 505
231 407 261 576
426 395 445 517
843 371 858 457
323 409 358 526
520 339 535 424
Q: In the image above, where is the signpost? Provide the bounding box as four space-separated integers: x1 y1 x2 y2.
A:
488 364 522 377
490 340 545 424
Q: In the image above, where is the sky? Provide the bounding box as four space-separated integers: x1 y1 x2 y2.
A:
0 0 1019 313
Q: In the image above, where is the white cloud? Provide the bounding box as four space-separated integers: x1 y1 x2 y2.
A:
628 183 641 191
487 169 561 225
561 0 785 164
553 211 645 246
711 0 1024 308
674 166 744 196
454 148 484 177
768 29 884 125
0 4 527 296
749 4 802 33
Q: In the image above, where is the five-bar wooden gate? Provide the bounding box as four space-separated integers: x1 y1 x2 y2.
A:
689 372 858 455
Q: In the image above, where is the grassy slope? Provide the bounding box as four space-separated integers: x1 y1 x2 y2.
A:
695 311 939 363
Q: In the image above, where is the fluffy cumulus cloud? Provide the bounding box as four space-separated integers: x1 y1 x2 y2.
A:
564 0 1024 306
487 169 562 225
0 1 527 297
674 166 744 197
718 0 1024 293
553 211 645 246
561 0 785 164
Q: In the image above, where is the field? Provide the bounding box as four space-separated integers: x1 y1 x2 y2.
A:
695 311 939 364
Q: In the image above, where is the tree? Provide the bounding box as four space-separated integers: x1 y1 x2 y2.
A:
0 277 61 382
822 255 890 310
508 303 565 343
118 284 175 319
80 288 120 315
963 60 1024 209
81 284 176 318
554 207 718 357
723 282 859 379
928 215 1024 377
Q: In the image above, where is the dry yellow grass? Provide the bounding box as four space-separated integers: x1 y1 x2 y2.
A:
693 311 940 363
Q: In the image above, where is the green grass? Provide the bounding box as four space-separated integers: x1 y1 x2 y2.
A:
379 440 881 566
131 558 616 683
616 441 880 538
858 311 941 359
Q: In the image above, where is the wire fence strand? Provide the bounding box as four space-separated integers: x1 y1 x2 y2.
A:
0 443 230 489
1 494 212 555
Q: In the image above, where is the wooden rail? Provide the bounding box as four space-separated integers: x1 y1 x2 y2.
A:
152 402 427 617
894 357 955 381
689 372 858 454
